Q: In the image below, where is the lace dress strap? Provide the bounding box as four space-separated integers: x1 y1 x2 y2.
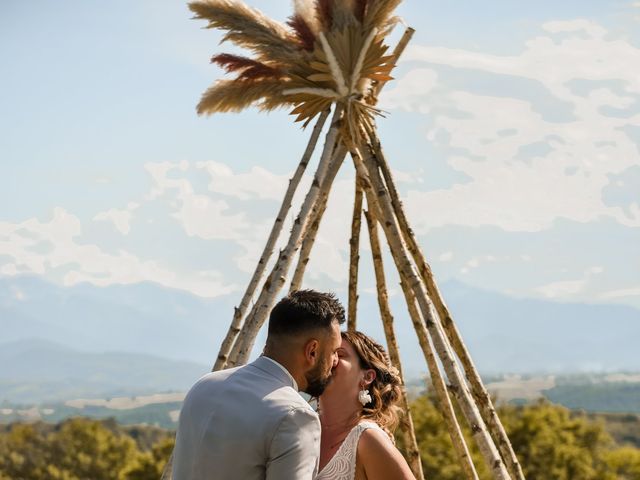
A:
316 421 385 480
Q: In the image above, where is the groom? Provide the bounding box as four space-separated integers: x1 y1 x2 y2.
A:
172 289 345 479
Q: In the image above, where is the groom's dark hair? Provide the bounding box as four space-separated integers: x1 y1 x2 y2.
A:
268 289 345 338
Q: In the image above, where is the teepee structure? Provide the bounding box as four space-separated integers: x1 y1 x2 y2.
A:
163 1 525 479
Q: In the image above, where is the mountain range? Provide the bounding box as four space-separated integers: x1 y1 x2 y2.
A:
1 274 639 403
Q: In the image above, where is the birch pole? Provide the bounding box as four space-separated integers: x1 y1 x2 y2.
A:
226 27 416 368
212 110 331 371
342 26 413 331
372 27 415 99
347 179 364 330
363 209 424 480
227 106 344 367
365 209 478 480
289 144 348 292
351 145 511 480
366 130 525 480
399 277 479 480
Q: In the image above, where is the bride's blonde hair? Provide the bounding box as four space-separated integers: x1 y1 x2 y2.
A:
342 331 403 438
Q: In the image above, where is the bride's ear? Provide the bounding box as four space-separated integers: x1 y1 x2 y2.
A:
362 369 376 386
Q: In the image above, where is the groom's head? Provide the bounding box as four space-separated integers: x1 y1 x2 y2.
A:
265 290 345 397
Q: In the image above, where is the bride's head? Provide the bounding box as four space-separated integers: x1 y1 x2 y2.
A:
321 330 403 435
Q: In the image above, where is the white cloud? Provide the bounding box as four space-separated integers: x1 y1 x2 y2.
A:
536 278 588 298
145 161 250 241
467 258 480 268
438 251 454 262
457 254 508 271
381 19 640 232
144 160 190 201
197 161 289 201
1 264 18 276
600 286 640 300
534 266 604 299
400 19 640 92
93 202 139 235
0 208 237 298
380 68 439 113
142 160 361 283
542 19 607 38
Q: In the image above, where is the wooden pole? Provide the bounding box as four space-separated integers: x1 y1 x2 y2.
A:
365 205 477 479
226 26 417 368
347 179 364 331
351 144 511 480
212 109 330 371
343 25 414 332
227 106 345 367
372 28 415 99
399 277 479 480
289 144 348 293
363 209 424 480
367 130 525 480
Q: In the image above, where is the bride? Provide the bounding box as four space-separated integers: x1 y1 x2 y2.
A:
316 331 416 480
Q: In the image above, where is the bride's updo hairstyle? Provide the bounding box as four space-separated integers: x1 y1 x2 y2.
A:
342 331 403 437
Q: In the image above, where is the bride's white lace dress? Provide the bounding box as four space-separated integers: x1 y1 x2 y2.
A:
315 421 385 480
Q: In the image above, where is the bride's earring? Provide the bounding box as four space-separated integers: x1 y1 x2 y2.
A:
358 388 372 406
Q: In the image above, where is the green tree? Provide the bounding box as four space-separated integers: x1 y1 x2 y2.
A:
122 437 174 480
499 400 613 480
0 418 142 480
602 447 640 479
0 423 52 479
48 418 140 480
407 393 639 480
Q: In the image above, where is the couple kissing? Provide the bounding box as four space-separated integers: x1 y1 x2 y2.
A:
172 289 415 480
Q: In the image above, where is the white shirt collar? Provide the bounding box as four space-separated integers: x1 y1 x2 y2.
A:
262 356 299 391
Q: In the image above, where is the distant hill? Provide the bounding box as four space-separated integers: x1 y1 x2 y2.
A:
0 275 236 365
1 275 640 378
0 339 208 404
435 279 640 374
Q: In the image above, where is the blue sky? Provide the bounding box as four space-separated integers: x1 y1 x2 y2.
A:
1 0 639 315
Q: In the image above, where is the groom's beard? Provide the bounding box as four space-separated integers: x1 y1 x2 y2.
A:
304 359 333 398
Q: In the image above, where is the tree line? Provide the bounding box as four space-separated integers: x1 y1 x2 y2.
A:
1 396 639 479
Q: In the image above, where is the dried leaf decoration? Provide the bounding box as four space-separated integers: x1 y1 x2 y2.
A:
190 0 402 142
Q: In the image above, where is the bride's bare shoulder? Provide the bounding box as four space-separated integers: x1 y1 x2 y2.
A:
356 427 416 480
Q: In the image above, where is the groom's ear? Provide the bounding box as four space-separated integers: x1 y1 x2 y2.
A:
303 338 320 365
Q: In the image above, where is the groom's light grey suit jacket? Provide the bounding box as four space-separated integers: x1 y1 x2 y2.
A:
172 356 321 480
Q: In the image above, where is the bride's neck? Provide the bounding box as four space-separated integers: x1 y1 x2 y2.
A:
318 393 360 431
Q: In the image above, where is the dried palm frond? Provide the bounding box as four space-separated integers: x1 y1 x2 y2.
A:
318 32 349 96
350 27 377 91
315 0 334 30
362 0 402 32
331 0 357 30
289 94 334 126
354 0 369 22
193 0 403 135
211 53 285 80
189 0 299 63
197 78 291 114
359 35 395 84
287 14 316 51
293 0 320 34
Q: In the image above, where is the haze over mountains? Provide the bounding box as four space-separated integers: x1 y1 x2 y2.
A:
1 275 639 403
